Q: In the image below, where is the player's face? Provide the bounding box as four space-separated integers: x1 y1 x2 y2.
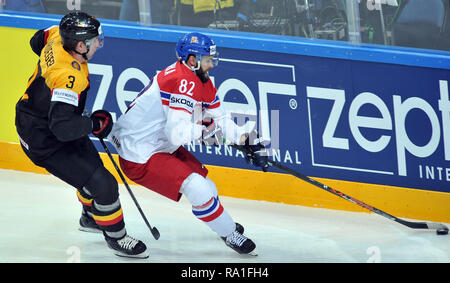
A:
85 36 103 60
200 55 215 72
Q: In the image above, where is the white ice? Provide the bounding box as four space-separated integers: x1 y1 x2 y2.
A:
0 169 448 263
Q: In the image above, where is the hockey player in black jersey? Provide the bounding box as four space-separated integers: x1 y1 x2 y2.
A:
15 12 148 259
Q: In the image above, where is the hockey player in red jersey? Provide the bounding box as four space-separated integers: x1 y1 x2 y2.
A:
109 32 269 255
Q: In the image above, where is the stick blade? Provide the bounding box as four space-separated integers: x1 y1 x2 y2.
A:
397 218 449 233
427 222 449 232
151 227 160 240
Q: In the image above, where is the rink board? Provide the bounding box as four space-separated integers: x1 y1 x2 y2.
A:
2 141 450 224
0 14 450 223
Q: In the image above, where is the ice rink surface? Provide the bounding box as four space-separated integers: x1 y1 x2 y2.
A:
0 169 449 263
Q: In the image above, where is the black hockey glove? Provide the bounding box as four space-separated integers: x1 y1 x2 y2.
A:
242 133 269 172
90 110 113 139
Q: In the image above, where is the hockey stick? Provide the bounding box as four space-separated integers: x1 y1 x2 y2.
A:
84 109 160 239
99 138 160 240
230 143 448 234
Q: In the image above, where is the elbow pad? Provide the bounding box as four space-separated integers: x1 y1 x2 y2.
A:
30 29 46 56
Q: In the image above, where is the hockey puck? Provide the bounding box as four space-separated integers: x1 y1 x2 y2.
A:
436 228 449 235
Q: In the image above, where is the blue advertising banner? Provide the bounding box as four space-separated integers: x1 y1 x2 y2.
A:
85 36 450 194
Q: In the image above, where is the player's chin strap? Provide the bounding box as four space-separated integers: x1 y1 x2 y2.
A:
182 60 201 72
181 59 209 83
181 53 207 72
73 39 93 61
73 49 89 61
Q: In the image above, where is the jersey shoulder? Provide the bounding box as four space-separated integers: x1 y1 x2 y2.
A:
202 80 217 104
158 61 217 103
158 61 200 99
45 26 60 43
39 32 89 94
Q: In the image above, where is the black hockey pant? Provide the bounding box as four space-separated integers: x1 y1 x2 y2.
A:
23 136 126 239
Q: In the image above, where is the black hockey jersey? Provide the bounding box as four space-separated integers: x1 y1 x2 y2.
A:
15 26 93 161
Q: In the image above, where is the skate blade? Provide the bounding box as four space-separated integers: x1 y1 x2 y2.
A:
247 250 258 257
79 226 103 234
112 250 150 259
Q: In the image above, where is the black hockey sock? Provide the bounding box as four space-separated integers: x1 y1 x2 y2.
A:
76 188 93 215
91 199 127 239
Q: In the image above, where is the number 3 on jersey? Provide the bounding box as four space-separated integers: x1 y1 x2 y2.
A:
179 79 195 96
66 75 75 89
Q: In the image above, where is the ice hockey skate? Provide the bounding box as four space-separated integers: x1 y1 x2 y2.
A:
235 222 244 234
222 223 257 256
220 222 244 238
106 234 149 259
78 211 102 233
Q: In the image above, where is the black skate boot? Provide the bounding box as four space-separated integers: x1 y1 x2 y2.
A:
221 223 244 240
79 211 102 233
223 229 256 255
106 234 149 259
235 223 244 234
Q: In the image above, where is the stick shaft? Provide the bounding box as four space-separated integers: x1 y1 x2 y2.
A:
232 144 446 231
100 138 160 239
